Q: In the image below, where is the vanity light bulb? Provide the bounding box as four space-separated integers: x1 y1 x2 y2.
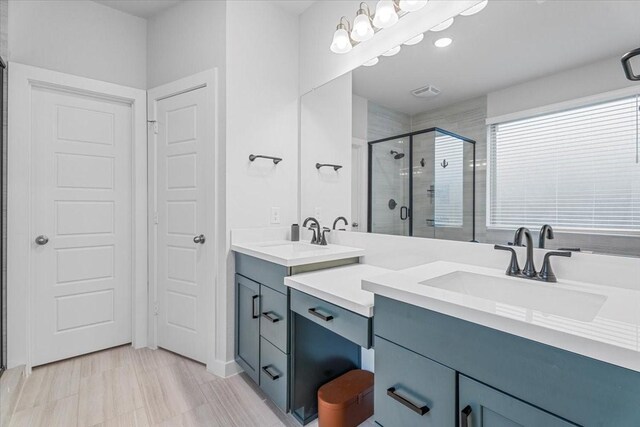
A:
398 0 428 12
403 33 424 46
330 27 352 54
430 17 454 32
363 57 379 67
373 0 399 29
460 0 488 16
382 45 401 56
434 37 452 48
352 13 374 42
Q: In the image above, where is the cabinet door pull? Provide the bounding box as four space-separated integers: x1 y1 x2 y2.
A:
308 307 334 322
461 405 472 427
262 365 280 381
261 312 280 323
386 387 429 416
251 295 259 319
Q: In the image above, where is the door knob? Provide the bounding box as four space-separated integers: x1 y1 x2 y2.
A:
193 234 206 244
35 235 49 245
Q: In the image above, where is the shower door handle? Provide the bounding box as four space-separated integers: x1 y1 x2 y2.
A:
400 206 410 220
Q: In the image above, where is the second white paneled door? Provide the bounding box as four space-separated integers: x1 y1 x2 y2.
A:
149 73 215 363
31 85 133 366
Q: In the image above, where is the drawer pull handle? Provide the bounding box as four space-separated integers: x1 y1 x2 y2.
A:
308 307 334 322
461 405 472 427
386 387 429 416
261 312 280 323
252 295 259 319
262 365 280 381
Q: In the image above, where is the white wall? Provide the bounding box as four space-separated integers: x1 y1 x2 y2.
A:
299 0 478 94
352 94 367 140
8 0 146 89
223 0 300 365
300 73 352 226
487 55 637 119
146 0 225 89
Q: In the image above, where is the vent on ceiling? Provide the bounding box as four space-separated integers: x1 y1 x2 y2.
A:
411 85 441 98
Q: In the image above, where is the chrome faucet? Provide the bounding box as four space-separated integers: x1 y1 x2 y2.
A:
333 216 348 230
514 227 536 277
302 217 323 245
539 224 554 248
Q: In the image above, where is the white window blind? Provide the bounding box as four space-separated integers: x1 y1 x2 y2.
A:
489 94 640 233
434 133 463 227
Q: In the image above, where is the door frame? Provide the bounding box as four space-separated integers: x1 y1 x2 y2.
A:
351 137 368 232
147 70 218 372
7 63 148 372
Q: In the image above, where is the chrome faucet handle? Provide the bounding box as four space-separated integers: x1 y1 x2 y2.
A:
320 227 330 246
494 245 521 276
538 251 572 282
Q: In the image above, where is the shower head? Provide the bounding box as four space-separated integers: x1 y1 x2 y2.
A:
390 150 405 160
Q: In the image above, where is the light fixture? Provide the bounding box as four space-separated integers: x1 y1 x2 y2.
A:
373 0 399 29
363 57 379 66
352 3 374 42
398 0 428 12
430 17 454 32
434 37 452 48
403 33 424 46
382 45 401 56
330 17 353 54
460 0 488 16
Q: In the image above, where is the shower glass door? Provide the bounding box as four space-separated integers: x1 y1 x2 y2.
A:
412 132 436 238
369 138 410 236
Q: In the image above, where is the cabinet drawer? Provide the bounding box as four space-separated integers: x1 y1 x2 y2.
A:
375 336 455 427
290 289 372 348
260 337 288 412
236 253 289 294
260 285 288 353
459 375 576 426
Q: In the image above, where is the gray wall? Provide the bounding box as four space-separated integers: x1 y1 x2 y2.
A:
1 0 7 369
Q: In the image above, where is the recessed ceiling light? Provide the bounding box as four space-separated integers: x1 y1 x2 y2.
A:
403 33 424 46
363 57 379 67
382 45 402 56
460 0 488 16
430 17 454 32
434 37 452 48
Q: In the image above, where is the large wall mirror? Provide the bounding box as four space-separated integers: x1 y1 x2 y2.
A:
300 0 640 257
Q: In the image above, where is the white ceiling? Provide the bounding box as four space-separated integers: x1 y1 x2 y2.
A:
353 0 640 115
93 0 182 18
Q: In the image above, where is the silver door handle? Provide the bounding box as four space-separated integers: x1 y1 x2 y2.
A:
193 234 206 244
35 235 49 245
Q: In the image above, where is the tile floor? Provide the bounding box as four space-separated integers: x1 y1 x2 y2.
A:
8 345 376 427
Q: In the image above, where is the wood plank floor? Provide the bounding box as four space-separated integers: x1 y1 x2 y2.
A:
9 346 375 427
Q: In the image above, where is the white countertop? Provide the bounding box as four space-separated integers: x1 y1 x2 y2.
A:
231 240 364 267
285 264 391 317
363 261 640 373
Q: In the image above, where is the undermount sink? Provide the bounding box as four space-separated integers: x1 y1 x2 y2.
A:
419 271 607 322
257 242 328 252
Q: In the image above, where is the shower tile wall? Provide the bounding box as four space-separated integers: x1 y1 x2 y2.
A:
411 96 487 242
367 102 411 235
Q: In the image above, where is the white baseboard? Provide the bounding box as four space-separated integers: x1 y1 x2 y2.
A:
207 359 242 378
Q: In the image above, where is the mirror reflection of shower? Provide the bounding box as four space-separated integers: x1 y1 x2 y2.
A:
390 150 405 160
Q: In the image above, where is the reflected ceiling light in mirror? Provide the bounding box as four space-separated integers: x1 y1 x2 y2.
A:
330 17 353 54
434 37 452 48
430 17 454 32
363 57 379 66
373 1 399 29
460 0 488 16
403 33 424 46
382 45 402 56
398 0 428 12
352 3 375 42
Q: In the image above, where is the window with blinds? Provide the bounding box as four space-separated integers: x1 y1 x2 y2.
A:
489 94 640 233
434 133 463 227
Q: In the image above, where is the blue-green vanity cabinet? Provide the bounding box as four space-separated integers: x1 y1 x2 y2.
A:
374 295 640 427
235 274 260 383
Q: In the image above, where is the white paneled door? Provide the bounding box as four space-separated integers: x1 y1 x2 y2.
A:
150 75 214 364
31 87 133 366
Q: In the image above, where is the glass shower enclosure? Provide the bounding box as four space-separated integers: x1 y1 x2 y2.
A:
368 128 476 242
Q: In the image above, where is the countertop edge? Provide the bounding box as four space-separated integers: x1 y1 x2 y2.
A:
284 277 374 318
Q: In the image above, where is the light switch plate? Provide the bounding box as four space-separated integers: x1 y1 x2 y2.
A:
271 207 281 224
